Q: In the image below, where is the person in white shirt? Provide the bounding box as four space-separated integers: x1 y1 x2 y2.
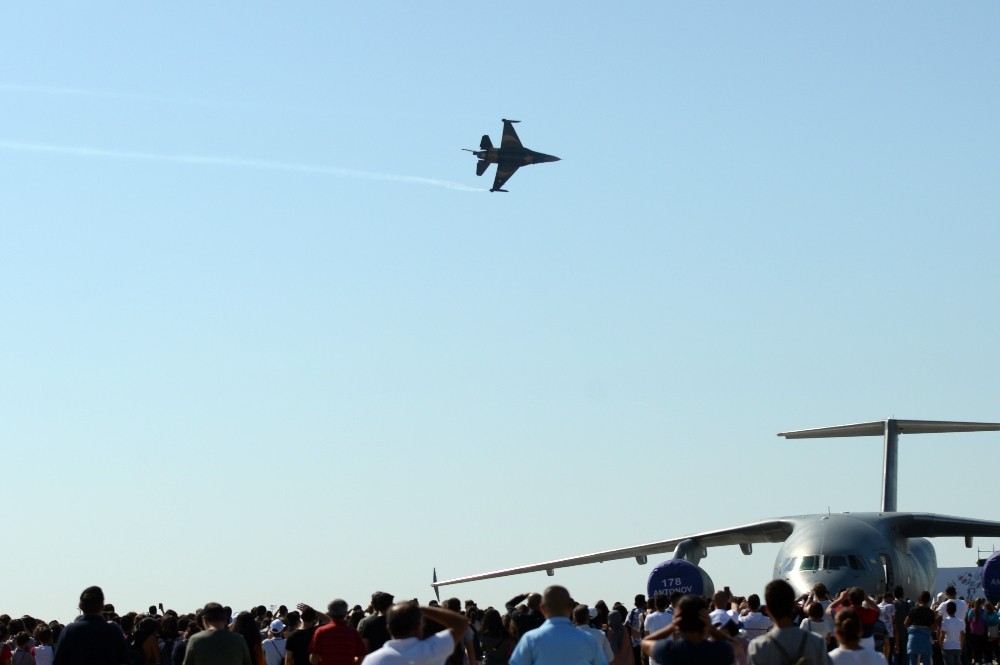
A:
938 602 964 665
740 595 773 640
877 594 895 647
800 602 832 644
829 609 886 665
935 587 968 621
363 603 469 665
574 605 615 663
626 594 646 664
262 620 286 665
709 591 740 630
643 595 672 636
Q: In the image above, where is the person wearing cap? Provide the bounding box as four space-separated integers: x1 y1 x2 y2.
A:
358 593 395 653
263 620 287 665
308 600 366 665
53 586 129 665
183 602 252 665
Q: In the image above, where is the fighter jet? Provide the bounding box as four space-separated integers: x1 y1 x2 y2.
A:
464 119 560 192
433 419 1000 600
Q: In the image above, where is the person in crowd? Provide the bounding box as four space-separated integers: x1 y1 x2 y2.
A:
440 599 476 665
605 611 635 665
11 633 35 665
159 616 180 665
984 602 999 665
741 595 773 640
232 612 265 665
640 595 732 665
132 617 161 665
747 579 830 665
363 601 468 665
965 598 988 665
508 586 606 665
828 609 885 665
573 606 614 664
801 602 833 646
891 588 910 665
262 620 287 665
937 602 963 665
903 591 935 665
934 589 966 622
53 586 128 665
591 602 610 631
505 594 545 644
306 600 364 665
643 596 672 639
358 593 394 654
877 594 895 663
182 603 251 665
346 608 364 631
286 606 322 665
626 595 645 665
33 626 54 665
479 609 513 665
172 619 200 665
828 589 880 651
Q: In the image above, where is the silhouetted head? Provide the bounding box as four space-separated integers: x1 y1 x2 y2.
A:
202 603 226 629
848 587 865 607
572 605 589 626
835 608 861 647
675 596 707 635
387 602 422 639
526 593 542 612
747 594 762 612
764 580 796 620
541 586 572 618
654 595 669 612
79 587 105 616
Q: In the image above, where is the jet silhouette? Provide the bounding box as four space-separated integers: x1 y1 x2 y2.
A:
464 119 560 192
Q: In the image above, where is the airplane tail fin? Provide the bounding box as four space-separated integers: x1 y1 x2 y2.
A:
480 135 493 150
476 160 490 176
779 419 1000 512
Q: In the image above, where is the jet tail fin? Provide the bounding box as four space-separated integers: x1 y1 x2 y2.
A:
480 135 493 150
476 160 490 176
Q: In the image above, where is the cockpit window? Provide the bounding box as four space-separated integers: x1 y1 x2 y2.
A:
823 555 847 570
849 555 866 570
799 555 820 571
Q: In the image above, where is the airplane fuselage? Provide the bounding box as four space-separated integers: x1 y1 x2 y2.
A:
770 513 936 599
470 146 560 168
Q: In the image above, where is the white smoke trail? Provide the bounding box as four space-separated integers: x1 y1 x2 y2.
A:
0 140 482 192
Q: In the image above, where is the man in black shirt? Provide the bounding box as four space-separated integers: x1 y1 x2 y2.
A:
505 592 545 643
357 592 394 653
54 586 128 665
285 606 321 665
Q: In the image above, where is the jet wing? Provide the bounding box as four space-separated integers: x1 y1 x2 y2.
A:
886 513 1000 539
433 519 794 589
491 163 519 192
501 120 523 149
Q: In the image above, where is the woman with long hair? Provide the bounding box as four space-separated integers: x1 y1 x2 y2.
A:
232 611 265 665
479 608 513 665
604 611 634 665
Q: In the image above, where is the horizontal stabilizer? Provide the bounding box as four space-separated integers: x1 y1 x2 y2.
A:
476 160 490 176
480 135 493 150
779 420 1000 439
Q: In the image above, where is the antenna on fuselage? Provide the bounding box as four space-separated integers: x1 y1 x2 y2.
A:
778 419 1000 513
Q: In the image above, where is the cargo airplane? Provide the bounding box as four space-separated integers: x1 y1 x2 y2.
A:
433 419 1000 600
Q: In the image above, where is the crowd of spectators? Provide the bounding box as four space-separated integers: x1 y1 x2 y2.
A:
2 581 998 665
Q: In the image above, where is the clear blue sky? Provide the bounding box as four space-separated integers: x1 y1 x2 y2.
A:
2 3 999 621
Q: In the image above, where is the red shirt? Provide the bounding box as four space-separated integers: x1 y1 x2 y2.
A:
309 620 366 665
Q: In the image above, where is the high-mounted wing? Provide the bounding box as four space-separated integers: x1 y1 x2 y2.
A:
491 163 520 192
433 519 794 589
886 513 1000 539
500 120 523 149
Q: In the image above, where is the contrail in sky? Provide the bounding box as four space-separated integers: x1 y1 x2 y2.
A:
0 140 482 192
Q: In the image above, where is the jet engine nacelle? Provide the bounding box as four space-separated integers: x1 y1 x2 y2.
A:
646 559 715 599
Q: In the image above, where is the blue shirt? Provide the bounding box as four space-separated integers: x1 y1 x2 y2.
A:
509 617 607 665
